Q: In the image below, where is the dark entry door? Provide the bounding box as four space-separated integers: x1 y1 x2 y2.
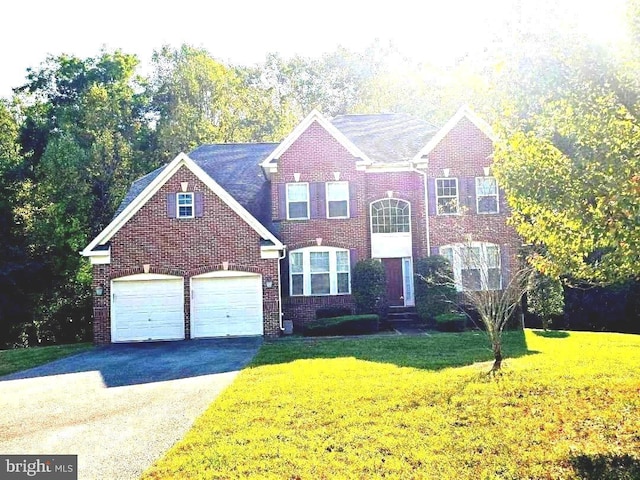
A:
382 258 404 306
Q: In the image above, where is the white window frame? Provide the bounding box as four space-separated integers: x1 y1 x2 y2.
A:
326 181 350 219
370 198 411 234
289 246 351 296
286 182 309 220
439 242 502 291
435 178 459 215
177 192 194 219
476 176 499 214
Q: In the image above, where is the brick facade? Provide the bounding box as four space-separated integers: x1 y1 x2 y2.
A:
271 116 521 330
91 166 281 344
86 110 522 342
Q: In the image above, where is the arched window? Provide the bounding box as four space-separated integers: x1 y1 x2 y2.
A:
370 199 411 234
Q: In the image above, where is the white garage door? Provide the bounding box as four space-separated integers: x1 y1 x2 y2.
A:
111 274 184 342
191 273 263 338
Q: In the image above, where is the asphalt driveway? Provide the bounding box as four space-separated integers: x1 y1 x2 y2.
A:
0 337 262 479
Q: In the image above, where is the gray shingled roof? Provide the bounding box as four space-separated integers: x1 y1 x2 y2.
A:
331 113 439 163
113 143 278 231
112 113 440 240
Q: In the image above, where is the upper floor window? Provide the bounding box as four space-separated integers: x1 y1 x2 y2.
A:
476 177 499 214
371 198 410 233
326 181 349 218
286 183 309 220
177 192 194 218
440 242 501 291
289 247 350 296
436 178 459 215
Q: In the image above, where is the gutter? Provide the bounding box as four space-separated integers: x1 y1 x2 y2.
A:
411 160 431 256
277 246 287 331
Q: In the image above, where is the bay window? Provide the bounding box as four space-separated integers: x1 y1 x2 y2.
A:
289 247 351 296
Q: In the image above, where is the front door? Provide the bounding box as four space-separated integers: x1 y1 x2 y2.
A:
382 258 404 306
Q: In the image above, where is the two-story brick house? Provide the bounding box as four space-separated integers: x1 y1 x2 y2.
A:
82 107 521 344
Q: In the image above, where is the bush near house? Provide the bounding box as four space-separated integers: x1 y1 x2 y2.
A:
303 315 379 336
315 306 353 319
434 312 467 332
415 256 457 322
352 260 387 316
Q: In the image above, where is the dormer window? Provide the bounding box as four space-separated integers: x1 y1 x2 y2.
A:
177 192 194 218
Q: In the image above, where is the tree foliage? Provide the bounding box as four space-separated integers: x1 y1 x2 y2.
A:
526 271 564 331
493 47 640 284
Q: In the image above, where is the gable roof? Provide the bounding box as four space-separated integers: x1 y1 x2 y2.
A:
82 151 283 256
260 109 373 169
412 106 497 162
331 113 439 163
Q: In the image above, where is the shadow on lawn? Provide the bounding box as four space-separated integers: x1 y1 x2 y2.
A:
570 453 640 480
256 329 539 371
533 330 570 339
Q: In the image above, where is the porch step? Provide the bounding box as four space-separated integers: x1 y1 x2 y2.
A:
386 307 422 326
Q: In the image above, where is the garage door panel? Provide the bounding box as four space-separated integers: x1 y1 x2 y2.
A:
111 277 185 342
191 275 263 338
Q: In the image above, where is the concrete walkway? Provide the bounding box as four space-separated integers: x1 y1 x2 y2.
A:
0 338 261 479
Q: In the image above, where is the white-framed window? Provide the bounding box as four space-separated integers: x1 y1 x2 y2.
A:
177 192 194 218
326 181 349 218
439 242 502 291
476 177 499 214
289 247 350 296
436 178 459 215
370 198 411 233
286 183 309 220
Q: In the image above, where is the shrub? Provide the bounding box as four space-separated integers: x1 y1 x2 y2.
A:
352 260 386 315
303 315 379 336
434 312 466 332
316 306 352 319
415 256 457 321
527 270 564 330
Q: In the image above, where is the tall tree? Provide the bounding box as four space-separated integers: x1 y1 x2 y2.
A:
493 43 640 284
14 50 154 343
150 45 295 159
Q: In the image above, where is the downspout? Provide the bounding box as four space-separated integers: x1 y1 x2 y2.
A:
277 246 287 331
412 159 431 256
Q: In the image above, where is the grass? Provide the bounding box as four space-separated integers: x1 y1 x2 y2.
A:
142 330 640 479
0 343 92 377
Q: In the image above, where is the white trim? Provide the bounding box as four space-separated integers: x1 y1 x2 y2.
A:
475 176 500 214
370 198 411 235
289 246 351 297
81 152 284 257
177 192 194 219
326 181 350 219
402 257 415 307
363 162 414 172
439 242 502 292
260 110 373 172
435 177 459 215
113 273 182 282
191 271 261 279
412 106 497 162
286 182 310 220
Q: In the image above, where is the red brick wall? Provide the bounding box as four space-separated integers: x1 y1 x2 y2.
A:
426 117 521 277
92 165 281 344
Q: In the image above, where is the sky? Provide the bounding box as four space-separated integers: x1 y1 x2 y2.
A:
0 0 630 99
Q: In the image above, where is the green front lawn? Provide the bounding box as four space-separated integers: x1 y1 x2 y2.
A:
0 343 93 377
143 330 640 479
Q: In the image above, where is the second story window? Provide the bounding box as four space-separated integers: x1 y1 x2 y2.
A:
326 181 349 218
370 199 410 233
177 193 194 218
436 178 459 215
286 183 309 220
476 177 499 214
